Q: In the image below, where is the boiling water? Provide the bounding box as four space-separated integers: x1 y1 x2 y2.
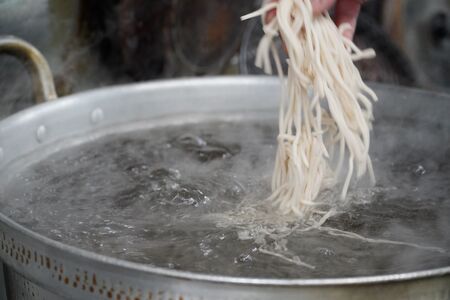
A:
0 117 449 278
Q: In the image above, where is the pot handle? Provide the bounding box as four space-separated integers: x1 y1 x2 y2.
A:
0 35 57 103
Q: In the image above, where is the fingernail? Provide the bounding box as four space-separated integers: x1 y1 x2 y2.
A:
342 28 354 40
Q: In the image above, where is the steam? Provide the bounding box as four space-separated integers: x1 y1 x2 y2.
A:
0 0 122 120
0 0 48 118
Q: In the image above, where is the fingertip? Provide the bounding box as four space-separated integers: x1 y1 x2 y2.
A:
312 0 336 15
342 27 355 40
265 0 278 24
334 0 362 39
266 8 277 24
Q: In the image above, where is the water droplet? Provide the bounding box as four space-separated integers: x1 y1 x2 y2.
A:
202 196 211 205
234 253 253 263
199 241 212 256
90 108 104 124
36 125 47 143
413 165 426 176
317 247 335 256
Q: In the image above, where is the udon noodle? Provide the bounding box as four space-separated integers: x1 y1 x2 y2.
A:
242 0 378 222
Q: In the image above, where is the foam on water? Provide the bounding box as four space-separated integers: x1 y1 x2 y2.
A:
0 118 449 278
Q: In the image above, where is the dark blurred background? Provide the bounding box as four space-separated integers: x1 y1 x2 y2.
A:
0 0 449 119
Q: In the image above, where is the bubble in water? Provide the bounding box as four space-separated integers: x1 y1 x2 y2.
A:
169 186 208 207
177 134 207 147
171 194 198 207
149 168 180 180
237 230 253 240
413 165 426 176
199 241 213 256
171 134 241 162
235 254 253 264
317 248 335 257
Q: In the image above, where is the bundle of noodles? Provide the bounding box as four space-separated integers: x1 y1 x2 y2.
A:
242 0 378 222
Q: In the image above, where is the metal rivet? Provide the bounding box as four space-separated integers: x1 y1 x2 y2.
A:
91 108 104 124
36 125 47 143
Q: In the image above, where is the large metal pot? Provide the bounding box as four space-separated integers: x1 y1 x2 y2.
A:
0 38 449 300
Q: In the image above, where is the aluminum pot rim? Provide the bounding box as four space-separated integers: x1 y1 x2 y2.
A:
0 76 449 287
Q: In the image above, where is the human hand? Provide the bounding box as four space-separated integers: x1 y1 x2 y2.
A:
266 0 363 40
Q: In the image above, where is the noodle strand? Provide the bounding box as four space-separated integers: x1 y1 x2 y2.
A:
242 0 377 221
